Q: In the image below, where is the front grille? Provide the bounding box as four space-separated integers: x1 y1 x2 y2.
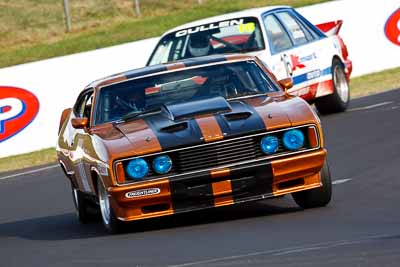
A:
115 125 319 184
175 136 262 172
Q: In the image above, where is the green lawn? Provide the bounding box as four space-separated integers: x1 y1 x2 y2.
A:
0 148 57 173
0 0 330 68
350 67 400 98
1 67 399 174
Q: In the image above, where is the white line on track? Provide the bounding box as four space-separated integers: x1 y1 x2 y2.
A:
348 101 393 112
332 178 352 185
0 164 59 181
169 233 394 267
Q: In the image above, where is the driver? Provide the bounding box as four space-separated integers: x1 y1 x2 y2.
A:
188 33 213 57
117 90 144 112
113 89 145 118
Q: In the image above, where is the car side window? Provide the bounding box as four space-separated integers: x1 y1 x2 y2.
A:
149 40 174 65
172 38 185 61
292 11 322 40
74 90 93 119
264 15 293 54
83 95 93 120
276 12 314 46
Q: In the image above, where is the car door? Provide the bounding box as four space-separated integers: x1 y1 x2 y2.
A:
69 89 95 193
263 10 321 98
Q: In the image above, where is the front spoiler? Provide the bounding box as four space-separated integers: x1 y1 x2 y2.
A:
108 148 326 221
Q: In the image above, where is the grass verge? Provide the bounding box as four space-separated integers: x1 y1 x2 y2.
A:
0 148 57 174
350 67 400 98
0 0 329 68
0 67 399 174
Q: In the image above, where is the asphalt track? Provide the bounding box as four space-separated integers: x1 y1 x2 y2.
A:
1 89 400 267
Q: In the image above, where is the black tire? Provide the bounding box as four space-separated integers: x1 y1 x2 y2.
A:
98 179 125 234
292 161 332 209
315 59 350 114
71 185 99 224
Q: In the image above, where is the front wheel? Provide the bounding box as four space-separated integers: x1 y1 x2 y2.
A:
71 185 99 223
292 160 332 209
315 59 350 114
98 179 125 233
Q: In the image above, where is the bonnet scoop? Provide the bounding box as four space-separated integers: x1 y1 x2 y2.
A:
162 96 232 121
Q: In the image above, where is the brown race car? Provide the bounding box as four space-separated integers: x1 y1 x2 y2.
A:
57 54 331 233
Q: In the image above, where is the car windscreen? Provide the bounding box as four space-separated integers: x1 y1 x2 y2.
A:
148 17 265 66
94 61 278 125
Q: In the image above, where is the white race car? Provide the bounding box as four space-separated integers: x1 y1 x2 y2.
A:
147 6 352 114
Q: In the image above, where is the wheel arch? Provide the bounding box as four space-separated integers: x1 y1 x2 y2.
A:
59 160 68 176
332 55 345 69
59 160 79 188
90 167 102 196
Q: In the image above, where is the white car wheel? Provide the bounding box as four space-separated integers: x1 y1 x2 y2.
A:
71 185 98 223
97 179 124 233
333 64 349 103
315 59 350 114
98 181 111 226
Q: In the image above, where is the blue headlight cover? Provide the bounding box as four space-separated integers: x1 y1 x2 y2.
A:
282 129 304 151
260 135 279 154
126 158 149 179
153 155 172 174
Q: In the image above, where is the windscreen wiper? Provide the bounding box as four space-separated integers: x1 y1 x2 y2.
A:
120 107 161 122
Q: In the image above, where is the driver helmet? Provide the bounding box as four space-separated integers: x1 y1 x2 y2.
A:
188 34 212 57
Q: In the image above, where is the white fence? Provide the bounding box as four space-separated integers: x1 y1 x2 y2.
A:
0 0 399 158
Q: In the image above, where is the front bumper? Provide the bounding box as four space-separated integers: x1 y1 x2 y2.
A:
108 148 326 221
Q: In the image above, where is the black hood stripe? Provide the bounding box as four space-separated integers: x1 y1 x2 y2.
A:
214 100 266 138
144 114 204 151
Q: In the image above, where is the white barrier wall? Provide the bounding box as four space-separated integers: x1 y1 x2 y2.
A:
0 38 158 157
0 0 399 158
298 0 400 77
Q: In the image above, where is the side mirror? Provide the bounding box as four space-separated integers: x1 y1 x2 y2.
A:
278 78 293 92
71 117 89 129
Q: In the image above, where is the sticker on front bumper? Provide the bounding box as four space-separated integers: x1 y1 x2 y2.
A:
125 188 161 198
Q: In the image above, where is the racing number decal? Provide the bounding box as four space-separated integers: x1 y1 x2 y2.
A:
238 22 255 33
0 86 39 142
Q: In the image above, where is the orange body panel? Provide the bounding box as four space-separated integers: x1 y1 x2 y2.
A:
108 178 174 221
244 96 292 130
112 119 162 157
271 149 326 196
